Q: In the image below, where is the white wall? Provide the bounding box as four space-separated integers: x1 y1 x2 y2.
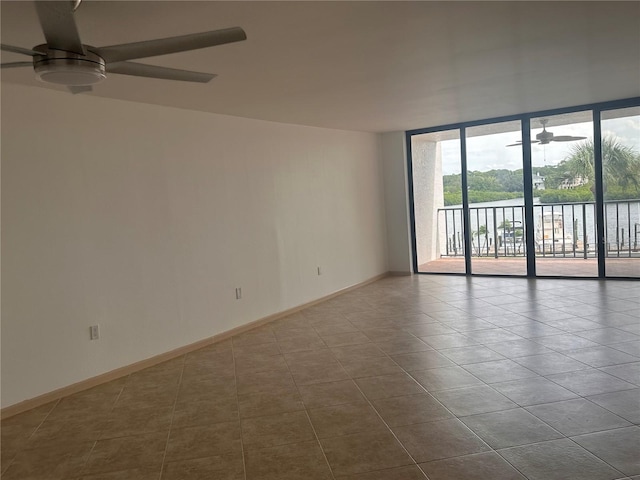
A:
1 84 388 407
380 132 412 273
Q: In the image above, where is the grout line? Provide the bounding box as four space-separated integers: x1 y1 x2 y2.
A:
156 353 186 480
231 339 249 480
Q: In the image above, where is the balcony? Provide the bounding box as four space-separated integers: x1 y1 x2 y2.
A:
419 200 640 277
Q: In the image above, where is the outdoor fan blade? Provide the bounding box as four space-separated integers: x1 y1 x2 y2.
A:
0 61 33 69
94 27 247 63
506 140 540 147
68 85 92 94
552 135 587 142
1 44 44 56
107 62 216 83
35 1 85 55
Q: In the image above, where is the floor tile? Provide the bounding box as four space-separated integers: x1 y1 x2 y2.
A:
431 385 517 416
297 379 367 408
160 452 244 480
236 370 297 396
333 465 427 479
485 339 553 358
84 432 168 475
587 389 640 424
497 438 622 480
572 427 640 476
320 430 413 476
374 338 433 355
79 466 162 479
3 440 95 480
410 366 483 391
99 405 174 439
244 441 333 480
491 376 579 406
547 369 637 396
533 334 601 352
355 373 424 400
463 359 539 384
330 343 386 360
576 328 640 345
371 393 453 426
526 398 632 436
600 362 640 385
390 351 455 372
393 418 490 463
439 345 506 365
511 352 590 376
241 411 315 450
565 346 639 368
165 422 241 462
289 362 350 385
338 355 404 378
420 333 479 350
307 402 386 438
460 408 563 448
237 388 304 419
420 452 526 480
321 332 371 347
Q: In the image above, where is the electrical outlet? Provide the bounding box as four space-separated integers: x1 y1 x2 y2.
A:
317 266 322 275
235 287 242 300
90 324 100 340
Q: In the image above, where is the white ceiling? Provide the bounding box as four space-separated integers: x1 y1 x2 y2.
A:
2 1 639 133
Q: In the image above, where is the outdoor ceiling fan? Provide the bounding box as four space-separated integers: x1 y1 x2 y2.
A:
506 119 587 147
0 0 247 93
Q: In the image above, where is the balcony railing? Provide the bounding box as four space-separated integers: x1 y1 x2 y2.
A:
438 200 640 259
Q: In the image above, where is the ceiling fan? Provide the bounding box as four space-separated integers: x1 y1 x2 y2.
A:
0 0 247 93
506 119 587 147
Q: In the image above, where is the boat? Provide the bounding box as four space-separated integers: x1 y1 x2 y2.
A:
536 212 573 253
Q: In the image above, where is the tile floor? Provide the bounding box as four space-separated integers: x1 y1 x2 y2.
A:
2 275 639 479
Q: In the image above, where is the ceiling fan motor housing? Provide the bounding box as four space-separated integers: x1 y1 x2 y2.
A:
33 46 106 86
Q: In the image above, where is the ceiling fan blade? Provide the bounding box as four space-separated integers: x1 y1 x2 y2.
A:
1 61 33 69
95 27 247 63
1 44 44 56
68 85 93 94
107 62 216 83
35 1 85 55
551 135 587 142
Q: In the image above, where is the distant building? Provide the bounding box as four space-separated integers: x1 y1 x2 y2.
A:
532 172 545 190
559 175 588 189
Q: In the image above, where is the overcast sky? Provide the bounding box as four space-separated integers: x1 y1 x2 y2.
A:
440 116 640 175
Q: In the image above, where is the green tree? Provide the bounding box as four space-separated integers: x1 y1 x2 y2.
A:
560 136 640 196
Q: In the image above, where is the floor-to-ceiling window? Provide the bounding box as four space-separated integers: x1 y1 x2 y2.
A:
407 97 640 278
601 106 640 278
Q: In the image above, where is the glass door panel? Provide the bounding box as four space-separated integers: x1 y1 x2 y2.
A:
466 120 526 275
529 112 597 277
601 106 640 278
411 130 465 273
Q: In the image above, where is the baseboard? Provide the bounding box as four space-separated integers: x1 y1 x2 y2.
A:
1 271 389 419
388 271 412 276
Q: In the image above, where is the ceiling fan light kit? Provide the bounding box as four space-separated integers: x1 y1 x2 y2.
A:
33 47 106 86
1 0 247 92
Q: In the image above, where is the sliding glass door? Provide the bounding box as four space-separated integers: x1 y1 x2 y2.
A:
407 98 640 279
466 121 526 275
529 112 597 277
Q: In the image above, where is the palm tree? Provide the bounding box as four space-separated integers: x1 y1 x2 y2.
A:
559 136 640 196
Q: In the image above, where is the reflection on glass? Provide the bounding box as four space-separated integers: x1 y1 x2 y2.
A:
466 120 526 275
411 130 465 273
530 112 597 277
601 106 640 278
